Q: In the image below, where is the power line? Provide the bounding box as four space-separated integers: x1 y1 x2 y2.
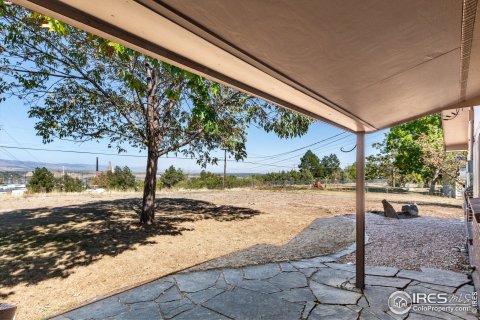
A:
2 128 45 165
0 131 386 172
246 134 353 168
0 145 295 169
247 131 348 160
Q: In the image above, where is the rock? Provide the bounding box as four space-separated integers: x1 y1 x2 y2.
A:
401 204 419 216
382 199 399 219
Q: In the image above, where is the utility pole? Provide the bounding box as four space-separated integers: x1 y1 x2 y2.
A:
223 149 227 190
96 157 99 178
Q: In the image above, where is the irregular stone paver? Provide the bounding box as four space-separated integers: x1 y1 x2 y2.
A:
118 280 173 303
358 307 382 320
326 263 398 277
268 271 308 290
214 274 230 290
279 262 298 272
417 282 457 294
186 287 224 304
346 304 362 312
291 257 330 269
243 263 281 279
357 296 369 308
271 287 316 302
174 270 220 293
171 306 229 320
55 258 476 320
204 287 304 320
299 267 318 277
308 304 359 320
457 284 475 294
362 285 397 315
113 301 163 320
407 313 442 320
444 309 479 320
62 296 128 319
310 281 362 304
311 267 355 287
223 268 244 286
397 268 470 288
302 301 316 319
237 279 281 293
362 275 411 288
158 298 194 319
156 286 182 303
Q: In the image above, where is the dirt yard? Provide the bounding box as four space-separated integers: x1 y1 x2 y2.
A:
0 189 465 320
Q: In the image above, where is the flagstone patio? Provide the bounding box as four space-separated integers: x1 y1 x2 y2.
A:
52 251 477 320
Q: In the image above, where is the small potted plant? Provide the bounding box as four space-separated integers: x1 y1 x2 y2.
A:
0 303 16 320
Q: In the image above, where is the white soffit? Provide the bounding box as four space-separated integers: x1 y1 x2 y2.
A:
442 108 469 152
13 0 480 133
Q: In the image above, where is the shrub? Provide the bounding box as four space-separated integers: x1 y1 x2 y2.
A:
110 166 136 190
28 167 55 193
56 174 84 192
92 166 137 190
178 170 252 189
255 169 314 185
160 165 185 188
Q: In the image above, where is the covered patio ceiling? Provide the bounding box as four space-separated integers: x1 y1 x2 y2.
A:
14 0 480 133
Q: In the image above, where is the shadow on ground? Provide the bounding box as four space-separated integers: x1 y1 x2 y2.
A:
188 216 356 272
0 197 261 296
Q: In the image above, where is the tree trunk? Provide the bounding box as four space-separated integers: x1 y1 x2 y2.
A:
141 149 158 224
140 61 160 225
429 170 440 195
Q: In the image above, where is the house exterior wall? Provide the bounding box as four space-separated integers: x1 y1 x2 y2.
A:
473 106 480 197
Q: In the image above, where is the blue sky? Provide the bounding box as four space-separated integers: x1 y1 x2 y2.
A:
0 97 386 174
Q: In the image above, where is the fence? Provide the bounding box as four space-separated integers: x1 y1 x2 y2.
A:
249 179 460 198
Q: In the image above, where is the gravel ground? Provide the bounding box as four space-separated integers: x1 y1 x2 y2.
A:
338 212 469 272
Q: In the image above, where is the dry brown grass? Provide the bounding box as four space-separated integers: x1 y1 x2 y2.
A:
0 189 463 320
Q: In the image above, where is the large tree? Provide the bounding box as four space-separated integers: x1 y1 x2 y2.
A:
0 3 312 223
373 114 465 191
375 114 441 182
320 154 341 180
298 150 322 178
417 127 466 193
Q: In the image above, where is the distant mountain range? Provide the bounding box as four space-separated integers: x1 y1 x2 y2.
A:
0 158 258 176
0 158 144 173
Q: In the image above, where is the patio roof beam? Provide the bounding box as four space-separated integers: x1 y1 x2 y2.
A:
356 132 365 289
